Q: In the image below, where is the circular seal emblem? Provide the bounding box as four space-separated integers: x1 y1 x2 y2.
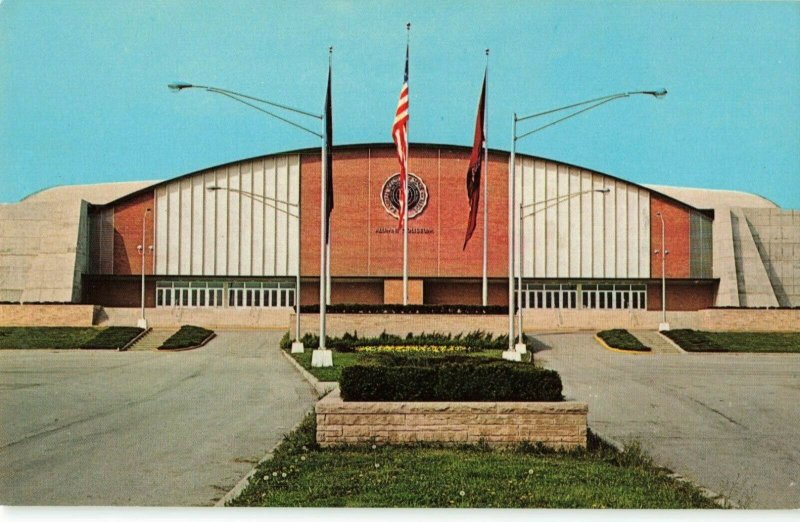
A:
381 173 429 219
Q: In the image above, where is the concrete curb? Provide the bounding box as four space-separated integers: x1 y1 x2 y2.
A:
214 415 309 507
280 349 338 396
593 334 652 355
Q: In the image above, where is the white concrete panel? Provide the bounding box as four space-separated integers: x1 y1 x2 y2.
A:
615 181 628 276
167 183 180 274
627 186 640 278
203 172 216 275
556 164 569 278
263 158 277 276
544 162 557 277
639 189 651 277
568 168 581 277
228 166 241 276
603 177 616 278
580 171 593 277
155 186 168 274
592 175 605 277
191 175 204 275
252 160 265 276
275 156 289 275
533 160 546 277
287 155 300 276
522 158 535 277
216 168 229 276
240 162 253 276
179 179 192 275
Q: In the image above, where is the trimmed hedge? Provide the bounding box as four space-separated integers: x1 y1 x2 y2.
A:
159 325 214 350
661 329 725 352
280 330 512 353
339 354 563 402
597 329 651 352
81 327 143 349
299 304 509 314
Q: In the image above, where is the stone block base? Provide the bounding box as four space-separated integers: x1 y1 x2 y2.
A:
316 389 588 449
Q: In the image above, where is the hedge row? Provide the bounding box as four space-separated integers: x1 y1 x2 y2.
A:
597 329 651 352
339 354 562 402
280 330 512 353
660 329 725 352
159 325 214 350
298 304 510 314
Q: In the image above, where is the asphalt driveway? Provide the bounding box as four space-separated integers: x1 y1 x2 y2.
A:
0 330 316 506
533 332 800 508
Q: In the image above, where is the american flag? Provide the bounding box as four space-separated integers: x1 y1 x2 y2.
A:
392 44 409 230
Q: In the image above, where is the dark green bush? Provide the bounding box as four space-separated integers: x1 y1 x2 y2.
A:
159 325 214 350
340 356 563 402
597 329 651 352
661 329 725 352
280 330 516 353
81 327 143 349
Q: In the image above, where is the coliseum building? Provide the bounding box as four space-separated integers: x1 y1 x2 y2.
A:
1 143 798 315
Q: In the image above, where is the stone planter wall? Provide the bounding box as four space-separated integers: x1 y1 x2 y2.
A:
316 388 588 449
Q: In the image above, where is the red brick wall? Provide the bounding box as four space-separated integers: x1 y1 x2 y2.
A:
333 282 384 304
112 191 155 275
650 194 691 279
647 281 717 311
300 146 509 278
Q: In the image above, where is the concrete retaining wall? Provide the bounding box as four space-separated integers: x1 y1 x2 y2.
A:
697 309 800 331
0 304 96 326
316 388 588 449
97 307 291 329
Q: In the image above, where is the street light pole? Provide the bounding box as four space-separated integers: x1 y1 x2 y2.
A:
137 208 152 329
655 211 670 331
505 88 667 361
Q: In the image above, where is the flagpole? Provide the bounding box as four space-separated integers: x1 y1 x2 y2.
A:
402 23 410 306
313 47 333 368
482 49 489 307
503 114 521 361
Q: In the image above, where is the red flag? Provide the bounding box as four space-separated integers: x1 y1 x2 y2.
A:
463 72 486 249
392 44 409 230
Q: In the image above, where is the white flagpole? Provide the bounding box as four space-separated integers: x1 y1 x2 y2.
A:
402 24 410 306
482 49 489 307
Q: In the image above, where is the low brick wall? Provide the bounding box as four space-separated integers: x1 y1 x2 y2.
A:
98 306 291 328
0 304 96 326
698 309 800 332
316 388 588 449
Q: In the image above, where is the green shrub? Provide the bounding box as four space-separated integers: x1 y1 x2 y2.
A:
159 325 214 350
280 330 515 353
340 355 562 402
661 329 725 352
81 327 143 349
597 329 651 352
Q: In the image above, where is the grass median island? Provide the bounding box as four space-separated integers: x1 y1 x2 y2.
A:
663 329 800 353
0 326 143 350
597 329 651 352
158 325 214 350
281 331 534 382
228 414 718 508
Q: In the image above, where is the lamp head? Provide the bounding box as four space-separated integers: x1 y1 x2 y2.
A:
645 88 668 98
207 185 222 192
168 81 194 92
596 188 611 194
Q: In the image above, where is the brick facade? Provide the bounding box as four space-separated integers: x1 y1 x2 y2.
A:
112 191 155 275
647 281 717 311
316 389 588 449
650 193 692 279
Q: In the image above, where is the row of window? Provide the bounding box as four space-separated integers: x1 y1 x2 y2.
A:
155 281 295 308
518 283 647 309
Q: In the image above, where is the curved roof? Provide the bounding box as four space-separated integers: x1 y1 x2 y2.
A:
20 180 161 206
644 184 779 209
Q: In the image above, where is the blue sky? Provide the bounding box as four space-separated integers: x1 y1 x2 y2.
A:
1 0 798 207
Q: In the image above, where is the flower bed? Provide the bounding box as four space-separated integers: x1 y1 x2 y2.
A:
355 345 468 354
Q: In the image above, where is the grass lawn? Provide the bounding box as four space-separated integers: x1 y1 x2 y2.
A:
159 325 214 350
229 415 718 509
290 349 526 382
0 326 142 350
597 329 651 352
664 330 800 353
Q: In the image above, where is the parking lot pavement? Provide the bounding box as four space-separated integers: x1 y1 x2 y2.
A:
0 330 316 506
533 332 800 508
